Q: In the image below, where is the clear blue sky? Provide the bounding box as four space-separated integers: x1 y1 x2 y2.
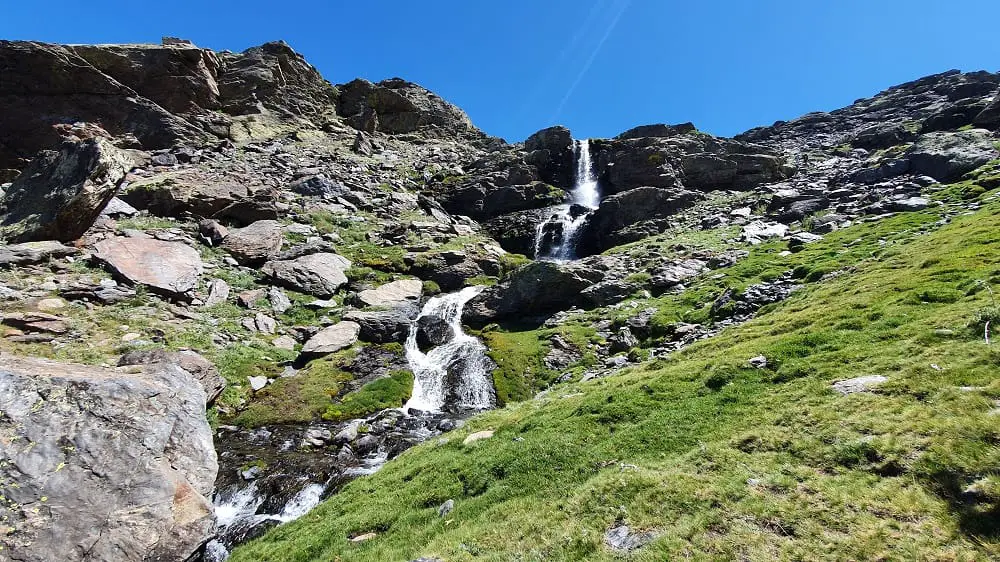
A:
3 1 999 142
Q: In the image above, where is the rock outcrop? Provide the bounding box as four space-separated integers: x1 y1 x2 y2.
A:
0 138 133 242
0 356 217 561
336 78 480 138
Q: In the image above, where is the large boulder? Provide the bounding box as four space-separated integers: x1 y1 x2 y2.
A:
905 129 999 181
0 138 133 242
974 93 1000 130
119 170 249 218
0 355 217 562
117 348 226 405
221 219 284 265
262 252 352 298
336 78 479 137
463 260 605 324
93 237 204 299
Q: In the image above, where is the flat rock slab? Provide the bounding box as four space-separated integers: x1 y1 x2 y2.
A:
832 375 888 395
463 430 494 445
263 252 352 298
0 240 79 267
604 525 659 553
0 355 217 561
356 278 423 308
301 321 360 355
94 236 203 298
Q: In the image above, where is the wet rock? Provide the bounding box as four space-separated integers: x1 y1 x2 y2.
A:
355 278 422 308
221 219 284 265
93 237 203 299
117 348 226 404
301 321 360 356
832 375 888 395
416 313 453 350
523 125 574 188
0 356 217 562
0 138 133 242
262 252 352 298
0 240 79 267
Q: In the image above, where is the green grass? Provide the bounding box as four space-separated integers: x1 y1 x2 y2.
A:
232 193 1000 561
323 370 414 421
230 350 353 428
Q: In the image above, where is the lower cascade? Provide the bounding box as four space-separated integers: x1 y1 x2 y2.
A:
405 285 497 412
535 138 601 260
204 288 495 560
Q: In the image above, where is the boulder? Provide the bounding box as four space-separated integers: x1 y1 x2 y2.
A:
0 138 133 242
355 279 422 308
262 252 352 298
0 355 217 562
117 348 226 404
741 221 789 245
221 219 284 265
463 261 605 324
301 321 361 355
336 78 478 137
344 302 420 344
904 130 999 181
93 237 203 299
288 175 348 198
416 313 453 350
119 171 249 218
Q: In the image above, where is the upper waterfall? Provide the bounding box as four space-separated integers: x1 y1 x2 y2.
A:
534 139 601 261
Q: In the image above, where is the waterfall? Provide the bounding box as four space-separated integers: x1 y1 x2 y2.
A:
534 139 600 261
404 286 496 412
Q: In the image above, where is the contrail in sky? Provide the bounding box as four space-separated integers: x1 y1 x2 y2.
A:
514 0 608 127
550 0 632 123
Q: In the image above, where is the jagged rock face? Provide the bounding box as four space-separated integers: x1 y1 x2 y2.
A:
336 78 479 137
0 138 134 242
615 122 697 140
0 41 210 169
217 41 338 122
0 356 217 562
119 170 250 218
737 69 1000 153
463 260 606 324
590 133 791 195
524 125 575 188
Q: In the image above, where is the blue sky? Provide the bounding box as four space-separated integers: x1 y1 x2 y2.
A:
3 1 999 142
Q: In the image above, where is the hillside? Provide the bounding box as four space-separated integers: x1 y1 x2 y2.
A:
0 37 996 561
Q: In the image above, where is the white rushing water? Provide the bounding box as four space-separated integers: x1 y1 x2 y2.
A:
534 139 601 261
404 286 496 412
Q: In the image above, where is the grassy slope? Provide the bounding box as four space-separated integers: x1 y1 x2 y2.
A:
232 197 1000 561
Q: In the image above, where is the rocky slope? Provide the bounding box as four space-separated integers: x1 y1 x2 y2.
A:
0 37 997 560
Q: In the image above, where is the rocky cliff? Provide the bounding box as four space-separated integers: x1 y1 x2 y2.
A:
0 37 998 561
